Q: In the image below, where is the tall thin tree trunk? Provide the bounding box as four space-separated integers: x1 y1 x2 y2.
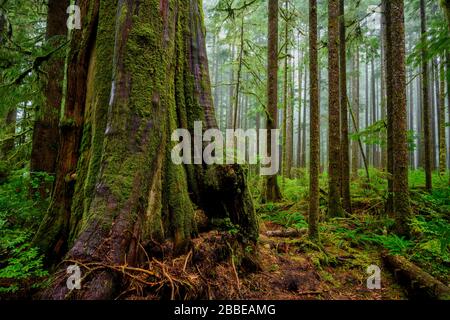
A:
409 70 415 169
227 43 235 129
263 0 282 202
365 48 370 166
420 0 433 191
286 52 294 178
30 0 69 198
380 7 387 170
327 0 343 217
431 60 437 170
384 0 394 215
35 0 258 299
447 52 450 179
309 0 320 240
301 67 308 168
282 0 290 179
417 71 424 168
386 0 412 236
438 58 447 176
297 45 303 167
371 57 377 167
339 0 351 214
233 15 245 130
351 49 360 178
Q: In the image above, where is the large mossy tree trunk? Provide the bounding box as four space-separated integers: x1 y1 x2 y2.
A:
33 0 258 300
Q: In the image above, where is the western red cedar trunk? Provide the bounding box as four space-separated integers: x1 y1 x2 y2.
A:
409 70 415 169
420 0 433 191
384 0 394 215
309 0 320 240
351 50 360 178
327 0 344 217
438 59 447 176
30 0 69 198
34 0 258 299
387 0 412 236
339 0 351 214
263 0 282 203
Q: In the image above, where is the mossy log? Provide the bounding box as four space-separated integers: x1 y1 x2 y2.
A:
383 253 450 300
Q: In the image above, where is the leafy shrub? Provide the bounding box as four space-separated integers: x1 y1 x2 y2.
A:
0 169 50 294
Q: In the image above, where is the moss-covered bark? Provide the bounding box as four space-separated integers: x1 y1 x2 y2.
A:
35 0 257 300
30 0 69 198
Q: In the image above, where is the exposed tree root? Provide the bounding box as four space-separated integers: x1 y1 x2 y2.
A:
39 231 256 300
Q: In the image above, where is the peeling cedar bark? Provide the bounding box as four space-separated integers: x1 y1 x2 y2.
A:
30 0 69 197
35 0 257 300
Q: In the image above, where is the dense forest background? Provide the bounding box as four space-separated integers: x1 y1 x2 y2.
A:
0 0 449 300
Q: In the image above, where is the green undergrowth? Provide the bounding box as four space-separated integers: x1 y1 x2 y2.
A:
0 168 50 295
254 168 450 284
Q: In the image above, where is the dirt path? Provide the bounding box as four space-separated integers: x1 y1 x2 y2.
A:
236 222 407 300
